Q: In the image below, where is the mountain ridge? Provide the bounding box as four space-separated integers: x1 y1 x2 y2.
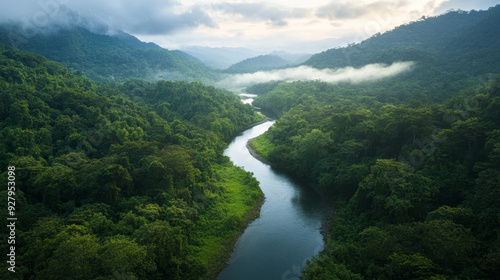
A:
303 5 500 73
0 25 218 83
223 54 291 74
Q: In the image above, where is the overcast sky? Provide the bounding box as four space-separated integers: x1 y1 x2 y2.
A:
1 0 499 53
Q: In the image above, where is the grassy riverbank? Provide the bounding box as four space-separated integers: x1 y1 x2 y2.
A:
194 163 264 280
248 133 274 161
0 49 269 280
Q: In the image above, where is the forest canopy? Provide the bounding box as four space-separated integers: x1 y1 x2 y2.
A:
250 73 500 279
1 5 500 280
248 7 500 279
0 26 218 83
0 48 264 280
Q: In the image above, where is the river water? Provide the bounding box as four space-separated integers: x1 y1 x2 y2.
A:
217 113 326 280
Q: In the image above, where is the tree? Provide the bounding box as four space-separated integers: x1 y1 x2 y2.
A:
133 220 187 279
351 159 437 223
101 235 155 279
8 100 33 128
291 129 331 178
35 225 101 280
390 220 477 274
359 227 399 264
382 253 437 280
301 257 364 280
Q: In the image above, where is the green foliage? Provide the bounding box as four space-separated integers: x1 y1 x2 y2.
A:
0 49 264 279
250 7 500 112
250 54 500 279
304 6 500 83
0 26 218 83
245 80 283 95
2 6 500 279
249 132 275 159
223 55 291 74
382 253 437 280
351 159 437 223
101 235 155 278
301 259 363 280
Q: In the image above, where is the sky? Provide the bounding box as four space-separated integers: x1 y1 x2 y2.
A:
0 0 499 53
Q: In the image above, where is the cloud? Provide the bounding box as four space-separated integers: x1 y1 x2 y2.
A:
218 62 415 88
1 0 493 54
0 0 216 35
435 0 500 14
122 6 217 35
213 2 310 26
317 0 411 20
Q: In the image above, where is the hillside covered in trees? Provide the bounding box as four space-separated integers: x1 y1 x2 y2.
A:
1 3 500 280
223 55 292 74
249 6 500 280
0 25 218 83
251 73 500 280
0 47 264 280
300 5 500 103
304 5 500 73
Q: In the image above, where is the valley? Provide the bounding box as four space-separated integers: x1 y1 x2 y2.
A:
0 3 499 280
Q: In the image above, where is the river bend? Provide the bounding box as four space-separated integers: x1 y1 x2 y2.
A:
218 120 326 280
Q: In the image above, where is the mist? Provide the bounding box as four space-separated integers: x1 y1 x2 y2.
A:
217 62 415 88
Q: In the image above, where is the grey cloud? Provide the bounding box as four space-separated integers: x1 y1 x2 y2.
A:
317 1 410 20
0 0 216 35
213 2 310 26
124 6 217 35
317 3 366 19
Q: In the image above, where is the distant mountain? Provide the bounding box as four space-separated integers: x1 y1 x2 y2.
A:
181 47 313 71
110 30 163 50
224 55 291 74
269 51 312 65
303 5 500 76
181 46 262 69
298 5 500 102
0 25 218 82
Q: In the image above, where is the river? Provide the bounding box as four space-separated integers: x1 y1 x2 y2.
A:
217 100 326 280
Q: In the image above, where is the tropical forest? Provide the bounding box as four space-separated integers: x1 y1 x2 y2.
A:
0 2 499 280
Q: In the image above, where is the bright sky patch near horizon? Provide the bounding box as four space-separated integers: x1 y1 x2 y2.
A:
0 0 498 53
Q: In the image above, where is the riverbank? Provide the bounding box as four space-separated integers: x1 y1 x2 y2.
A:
248 134 328 199
218 120 327 279
206 119 270 280
248 134 336 247
243 116 272 130
246 138 272 165
208 191 265 280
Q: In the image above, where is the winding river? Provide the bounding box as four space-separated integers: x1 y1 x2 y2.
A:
218 97 326 280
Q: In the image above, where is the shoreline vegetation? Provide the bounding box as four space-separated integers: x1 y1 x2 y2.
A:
246 137 272 165
1 4 499 279
241 5 500 278
0 49 267 280
248 130 336 244
206 117 272 280
249 132 330 198
248 75 500 279
207 185 265 280
226 115 269 140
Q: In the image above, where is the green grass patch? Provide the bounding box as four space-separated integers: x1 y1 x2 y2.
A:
191 163 264 278
249 132 274 160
